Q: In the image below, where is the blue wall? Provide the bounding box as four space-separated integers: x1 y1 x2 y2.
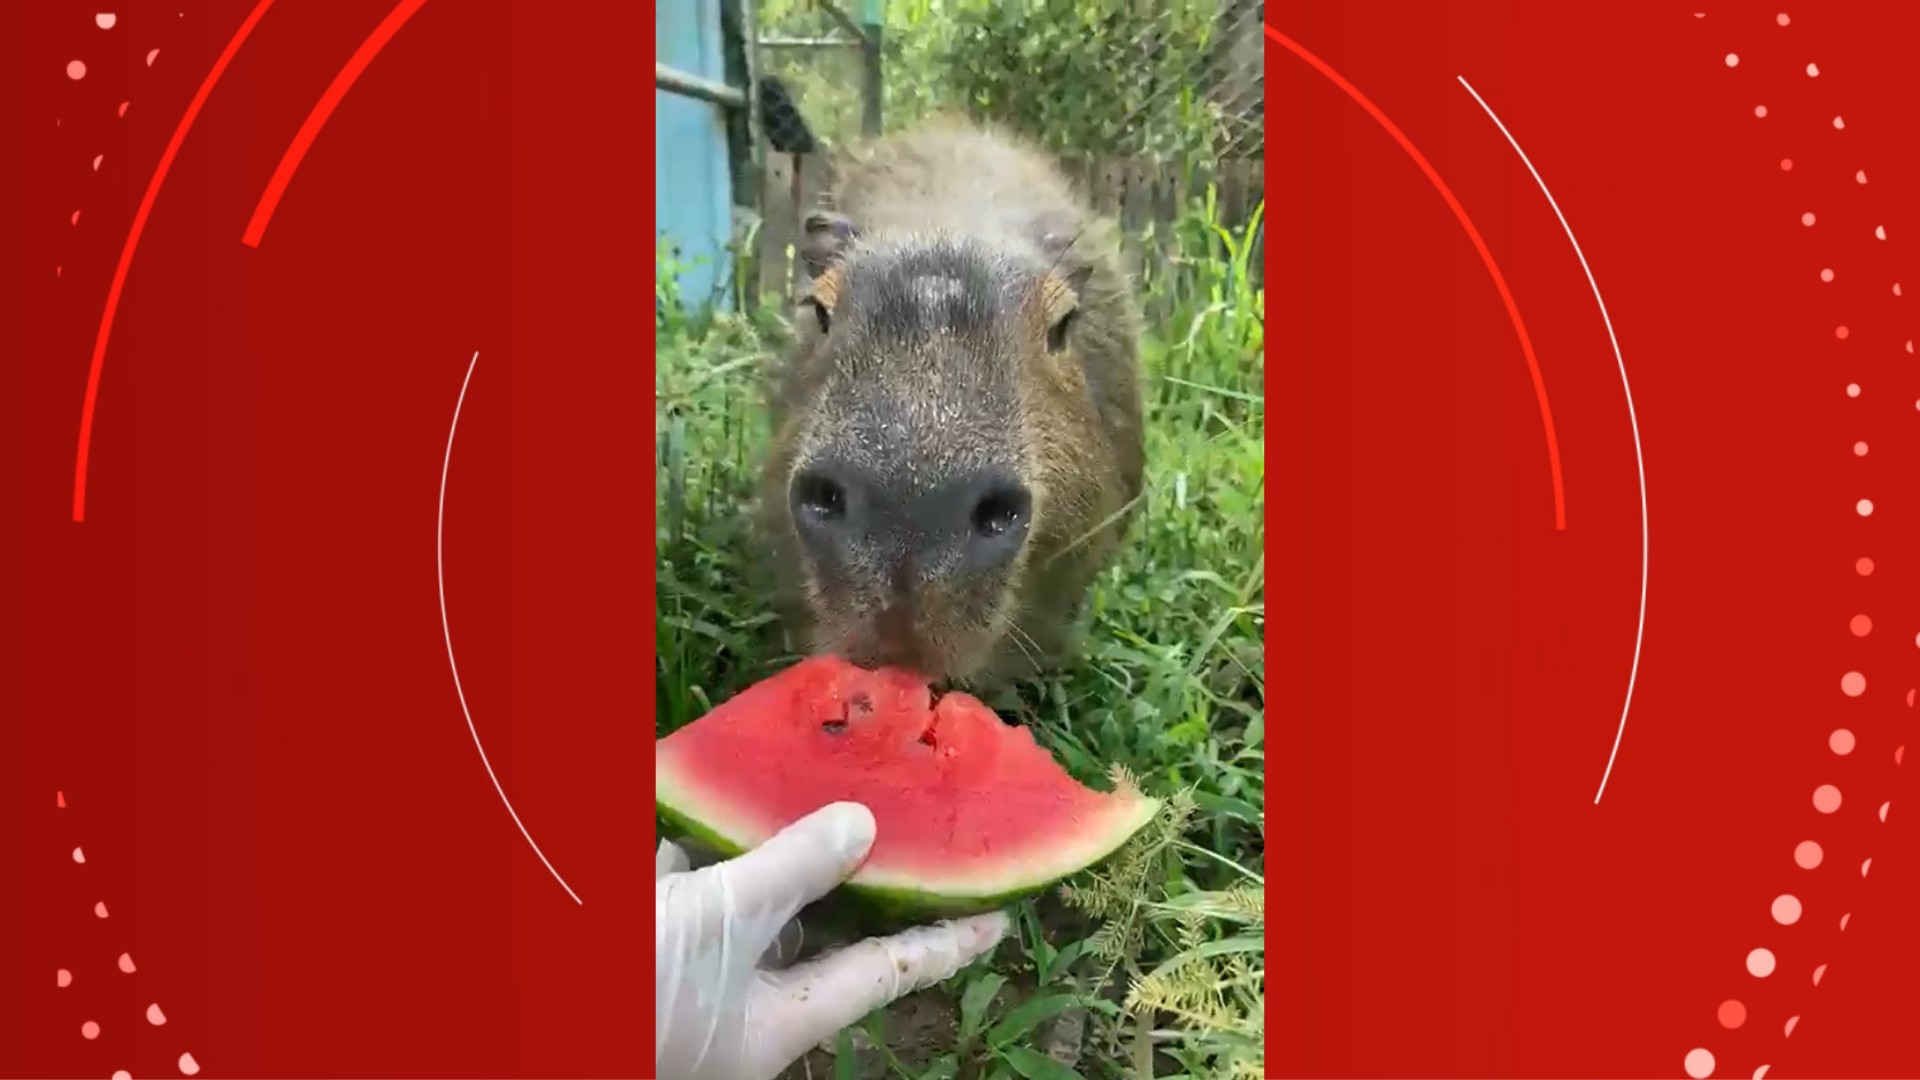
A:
656 1 735 310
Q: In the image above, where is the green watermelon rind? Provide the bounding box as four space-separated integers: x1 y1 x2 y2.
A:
654 790 1161 924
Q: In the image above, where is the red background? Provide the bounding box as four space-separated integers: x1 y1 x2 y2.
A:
6 1 653 1076
11 0 1920 1077
1274 1 1920 1078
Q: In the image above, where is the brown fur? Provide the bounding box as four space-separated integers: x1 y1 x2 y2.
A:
758 120 1145 686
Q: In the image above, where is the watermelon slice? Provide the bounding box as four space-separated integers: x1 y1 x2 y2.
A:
655 656 1160 920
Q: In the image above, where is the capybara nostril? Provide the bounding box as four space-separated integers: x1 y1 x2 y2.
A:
789 464 859 554
960 477 1032 570
968 481 1030 537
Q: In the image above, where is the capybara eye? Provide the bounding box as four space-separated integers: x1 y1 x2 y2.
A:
807 298 832 335
792 470 847 523
970 484 1031 538
1046 309 1077 353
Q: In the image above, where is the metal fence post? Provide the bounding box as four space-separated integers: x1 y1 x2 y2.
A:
860 0 884 136
655 62 748 110
861 30 883 137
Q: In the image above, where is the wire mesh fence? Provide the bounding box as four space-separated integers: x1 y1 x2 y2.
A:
752 0 1263 158
747 0 1265 306
757 43 869 154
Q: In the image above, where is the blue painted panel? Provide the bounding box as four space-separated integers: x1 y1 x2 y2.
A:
656 0 734 310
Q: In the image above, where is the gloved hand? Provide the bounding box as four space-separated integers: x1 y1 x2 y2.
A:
655 801 1009 1080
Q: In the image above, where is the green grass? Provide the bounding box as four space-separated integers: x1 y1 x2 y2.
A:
655 194 1265 1080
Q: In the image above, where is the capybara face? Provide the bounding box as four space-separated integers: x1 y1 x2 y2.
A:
762 124 1146 686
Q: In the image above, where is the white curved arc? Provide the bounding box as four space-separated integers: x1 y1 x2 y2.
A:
1456 76 1648 806
439 350 584 903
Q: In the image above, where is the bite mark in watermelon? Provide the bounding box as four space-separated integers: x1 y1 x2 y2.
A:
655 656 1159 920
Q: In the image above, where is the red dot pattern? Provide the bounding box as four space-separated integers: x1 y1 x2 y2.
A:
48 11 208 1075
1685 12 1910 1079
55 790 202 1077
51 8 172 283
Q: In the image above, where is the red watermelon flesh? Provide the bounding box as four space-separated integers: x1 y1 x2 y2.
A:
655 656 1159 914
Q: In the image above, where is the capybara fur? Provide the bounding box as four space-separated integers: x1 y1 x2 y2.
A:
759 120 1145 686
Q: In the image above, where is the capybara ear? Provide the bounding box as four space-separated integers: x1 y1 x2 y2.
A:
1034 224 1094 352
800 210 858 281
803 265 846 330
798 211 856 333
1039 271 1079 330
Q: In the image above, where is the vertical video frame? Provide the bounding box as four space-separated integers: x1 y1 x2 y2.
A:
655 2 1265 1076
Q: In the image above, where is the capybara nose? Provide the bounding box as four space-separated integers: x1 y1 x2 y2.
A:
790 462 1031 575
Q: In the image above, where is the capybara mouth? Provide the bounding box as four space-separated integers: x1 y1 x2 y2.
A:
840 642 943 681
830 628 979 688
836 651 960 698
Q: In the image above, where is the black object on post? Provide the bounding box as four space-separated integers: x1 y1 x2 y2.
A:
759 76 817 155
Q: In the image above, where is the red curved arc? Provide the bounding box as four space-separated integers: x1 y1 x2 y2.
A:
241 0 432 249
73 0 280 523
1267 25 1569 531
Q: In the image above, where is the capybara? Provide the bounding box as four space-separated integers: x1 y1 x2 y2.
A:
759 120 1145 685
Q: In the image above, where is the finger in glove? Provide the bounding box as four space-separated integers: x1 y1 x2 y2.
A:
760 910 1009 1068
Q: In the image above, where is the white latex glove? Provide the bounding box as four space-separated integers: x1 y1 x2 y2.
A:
655 801 1010 1080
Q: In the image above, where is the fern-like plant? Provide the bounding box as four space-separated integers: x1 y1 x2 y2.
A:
1061 778 1265 1079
